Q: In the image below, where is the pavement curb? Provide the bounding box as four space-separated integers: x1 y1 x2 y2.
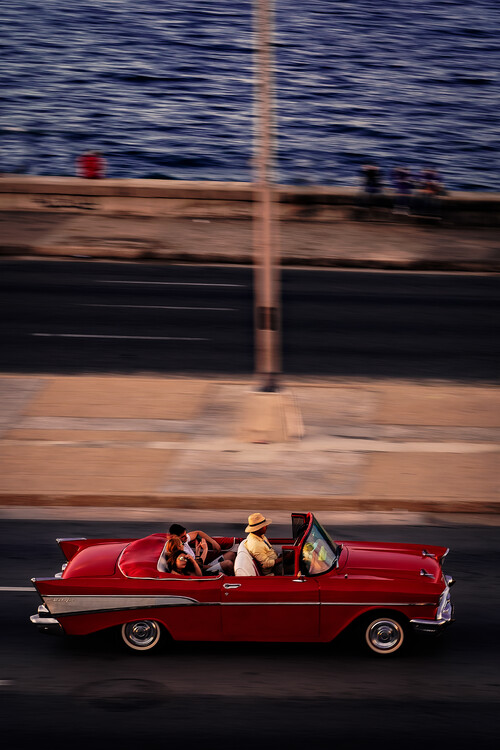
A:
3 507 500 525
1 494 498 514
2 246 499 273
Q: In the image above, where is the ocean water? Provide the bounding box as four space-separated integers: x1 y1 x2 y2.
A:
1 0 499 190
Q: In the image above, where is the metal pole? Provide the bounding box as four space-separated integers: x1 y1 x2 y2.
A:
253 0 281 392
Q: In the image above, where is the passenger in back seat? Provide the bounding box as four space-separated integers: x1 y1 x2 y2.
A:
167 549 203 577
157 535 185 573
169 523 236 575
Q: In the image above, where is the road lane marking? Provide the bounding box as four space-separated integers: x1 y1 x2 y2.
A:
32 334 209 341
82 304 236 311
98 281 245 287
0 587 35 592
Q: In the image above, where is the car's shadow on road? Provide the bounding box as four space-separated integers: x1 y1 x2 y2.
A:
52 623 467 665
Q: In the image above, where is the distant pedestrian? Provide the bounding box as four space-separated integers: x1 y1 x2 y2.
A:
392 166 413 214
358 162 383 215
416 166 445 217
361 162 383 194
419 167 444 197
77 150 106 179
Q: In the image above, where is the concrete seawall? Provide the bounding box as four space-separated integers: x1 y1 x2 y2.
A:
1 176 499 271
1 175 500 226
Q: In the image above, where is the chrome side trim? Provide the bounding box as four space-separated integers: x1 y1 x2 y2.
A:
320 601 434 607
118 580 224 583
57 603 220 618
222 602 318 606
42 594 437 617
43 594 200 616
221 601 434 607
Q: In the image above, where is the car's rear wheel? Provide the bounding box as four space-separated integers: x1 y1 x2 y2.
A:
364 615 406 655
121 620 161 651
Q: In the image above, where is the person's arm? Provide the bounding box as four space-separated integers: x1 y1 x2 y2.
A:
195 538 208 564
189 530 221 553
190 558 203 577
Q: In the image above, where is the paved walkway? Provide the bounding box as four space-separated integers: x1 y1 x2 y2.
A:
1 210 499 271
1 375 498 513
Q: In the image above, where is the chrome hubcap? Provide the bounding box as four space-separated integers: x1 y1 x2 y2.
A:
368 619 402 651
124 621 159 648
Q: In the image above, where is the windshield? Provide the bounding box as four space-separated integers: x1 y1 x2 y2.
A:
301 518 339 576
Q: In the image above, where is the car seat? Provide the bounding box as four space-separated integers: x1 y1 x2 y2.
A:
234 540 259 576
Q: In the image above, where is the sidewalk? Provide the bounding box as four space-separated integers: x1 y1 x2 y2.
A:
1 210 499 271
0 375 498 514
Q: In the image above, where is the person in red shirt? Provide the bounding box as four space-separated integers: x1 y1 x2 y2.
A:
77 151 106 179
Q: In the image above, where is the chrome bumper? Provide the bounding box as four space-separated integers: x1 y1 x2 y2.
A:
410 615 453 635
30 604 64 635
411 577 455 635
410 604 454 635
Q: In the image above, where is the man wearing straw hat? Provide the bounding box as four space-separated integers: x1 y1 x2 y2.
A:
244 513 282 576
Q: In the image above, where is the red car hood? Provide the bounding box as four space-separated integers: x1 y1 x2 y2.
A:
339 541 448 582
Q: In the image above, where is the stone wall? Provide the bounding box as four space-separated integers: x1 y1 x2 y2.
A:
1 175 499 225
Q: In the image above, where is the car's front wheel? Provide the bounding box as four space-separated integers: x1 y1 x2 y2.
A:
364 615 406 655
121 620 161 651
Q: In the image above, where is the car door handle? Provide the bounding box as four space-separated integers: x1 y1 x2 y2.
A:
293 578 307 582
223 583 241 589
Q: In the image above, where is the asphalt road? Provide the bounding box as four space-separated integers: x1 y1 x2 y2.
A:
1 518 499 749
1 259 499 379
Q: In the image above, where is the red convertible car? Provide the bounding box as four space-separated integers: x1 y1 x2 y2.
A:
31 513 454 655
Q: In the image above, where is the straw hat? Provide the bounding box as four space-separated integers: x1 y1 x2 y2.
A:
245 512 272 533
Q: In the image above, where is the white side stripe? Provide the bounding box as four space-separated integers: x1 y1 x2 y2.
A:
83 304 236 311
98 281 245 287
32 334 209 341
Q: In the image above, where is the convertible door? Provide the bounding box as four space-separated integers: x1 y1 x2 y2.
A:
220 576 320 642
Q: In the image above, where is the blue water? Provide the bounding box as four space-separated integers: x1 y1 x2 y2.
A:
1 0 499 190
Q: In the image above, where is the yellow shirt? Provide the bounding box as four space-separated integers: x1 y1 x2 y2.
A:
245 533 278 572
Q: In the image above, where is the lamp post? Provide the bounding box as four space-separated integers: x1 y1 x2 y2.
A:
239 0 303 441
253 0 280 392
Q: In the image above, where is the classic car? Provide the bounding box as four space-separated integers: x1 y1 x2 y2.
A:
30 512 454 655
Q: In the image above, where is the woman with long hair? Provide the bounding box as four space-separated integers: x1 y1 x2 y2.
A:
167 549 202 577
158 535 184 573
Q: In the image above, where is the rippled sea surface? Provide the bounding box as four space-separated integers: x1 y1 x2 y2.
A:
1 0 499 189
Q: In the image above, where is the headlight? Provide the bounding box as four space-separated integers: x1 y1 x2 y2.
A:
437 586 452 621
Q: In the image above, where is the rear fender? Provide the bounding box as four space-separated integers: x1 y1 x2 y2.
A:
57 538 87 562
57 538 135 562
